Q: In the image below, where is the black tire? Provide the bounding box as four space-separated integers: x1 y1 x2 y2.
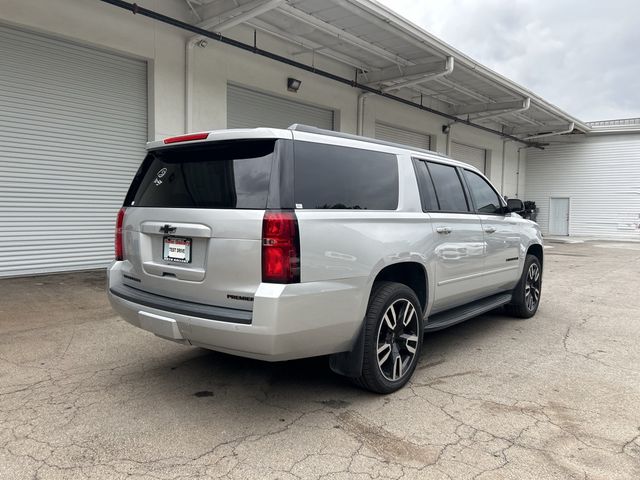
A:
505 254 542 318
353 281 424 394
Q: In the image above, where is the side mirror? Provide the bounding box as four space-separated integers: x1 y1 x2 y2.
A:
507 198 525 213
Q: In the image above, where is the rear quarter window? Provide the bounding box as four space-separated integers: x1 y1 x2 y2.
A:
294 141 398 210
125 140 274 209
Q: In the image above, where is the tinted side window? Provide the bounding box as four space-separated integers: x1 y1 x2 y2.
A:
294 142 398 210
463 170 503 214
426 162 469 212
412 159 438 211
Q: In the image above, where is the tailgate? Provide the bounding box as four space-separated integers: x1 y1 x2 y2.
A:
114 139 278 311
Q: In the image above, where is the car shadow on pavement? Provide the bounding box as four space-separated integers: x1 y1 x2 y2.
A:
117 307 518 407
422 307 519 353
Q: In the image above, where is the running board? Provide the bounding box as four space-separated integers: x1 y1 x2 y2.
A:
425 292 512 332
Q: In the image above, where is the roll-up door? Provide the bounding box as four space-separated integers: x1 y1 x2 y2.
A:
227 84 334 130
451 142 487 173
375 122 431 150
0 25 148 277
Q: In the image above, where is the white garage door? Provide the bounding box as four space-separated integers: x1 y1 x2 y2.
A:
227 84 334 130
0 25 147 277
451 142 486 173
375 122 431 150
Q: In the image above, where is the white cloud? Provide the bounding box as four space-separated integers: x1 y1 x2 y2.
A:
378 0 640 121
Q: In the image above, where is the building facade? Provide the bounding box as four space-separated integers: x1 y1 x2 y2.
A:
526 121 640 240
0 0 616 277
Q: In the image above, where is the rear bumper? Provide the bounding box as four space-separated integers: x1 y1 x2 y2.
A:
108 265 368 361
109 284 252 324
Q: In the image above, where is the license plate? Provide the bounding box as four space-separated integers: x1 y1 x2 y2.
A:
163 236 192 263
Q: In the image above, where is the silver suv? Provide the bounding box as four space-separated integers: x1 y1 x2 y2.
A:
108 125 543 393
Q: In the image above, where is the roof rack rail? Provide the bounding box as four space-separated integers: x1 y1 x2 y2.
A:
287 124 447 158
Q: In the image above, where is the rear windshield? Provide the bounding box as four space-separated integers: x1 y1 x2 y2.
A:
126 140 274 209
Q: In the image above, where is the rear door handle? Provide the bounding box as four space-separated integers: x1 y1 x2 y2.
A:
436 226 452 234
484 227 497 234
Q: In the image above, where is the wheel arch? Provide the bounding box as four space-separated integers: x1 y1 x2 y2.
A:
329 260 429 379
527 243 544 268
371 261 429 312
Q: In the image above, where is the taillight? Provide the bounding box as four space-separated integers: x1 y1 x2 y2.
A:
262 211 300 284
163 132 209 144
115 207 126 261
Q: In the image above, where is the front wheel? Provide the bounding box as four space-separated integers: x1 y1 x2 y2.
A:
353 282 424 394
505 254 542 318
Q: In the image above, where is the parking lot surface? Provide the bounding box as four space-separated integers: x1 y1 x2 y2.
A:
1 241 639 479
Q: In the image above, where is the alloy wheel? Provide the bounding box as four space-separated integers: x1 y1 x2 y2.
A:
524 263 541 311
376 298 420 381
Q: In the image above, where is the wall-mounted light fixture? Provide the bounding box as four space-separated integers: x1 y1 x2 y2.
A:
287 77 302 93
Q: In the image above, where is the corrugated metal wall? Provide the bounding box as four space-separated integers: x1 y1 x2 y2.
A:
451 142 486 173
0 25 148 277
525 134 640 240
227 84 334 130
375 122 431 150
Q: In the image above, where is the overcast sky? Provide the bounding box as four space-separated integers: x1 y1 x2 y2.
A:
377 0 640 122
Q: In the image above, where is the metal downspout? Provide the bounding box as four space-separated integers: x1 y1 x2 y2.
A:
516 147 521 197
185 35 209 132
356 91 372 136
501 139 509 194
524 122 575 140
516 146 528 197
502 140 531 196
382 56 454 92
445 123 454 156
184 38 196 133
